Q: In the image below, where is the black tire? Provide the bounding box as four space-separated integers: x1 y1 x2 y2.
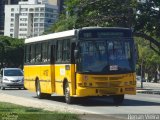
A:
64 82 73 104
1 86 5 90
113 95 124 105
45 93 51 98
23 87 27 90
36 80 45 99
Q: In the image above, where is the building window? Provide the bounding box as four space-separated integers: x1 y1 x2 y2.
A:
40 8 44 12
11 8 14 12
21 8 28 12
11 13 14 17
34 18 39 22
39 23 44 27
39 28 44 32
35 8 39 12
20 23 27 26
11 18 14 22
34 23 38 27
34 13 39 17
19 34 27 36
45 13 49 17
40 13 44 17
10 34 13 37
20 28 27 31
29 8 34 12
40 18 44 22
20 18 27 21
10 24 14 27
34 28 38 31
34 34 38 36
10 29 13 32
20 13 27 16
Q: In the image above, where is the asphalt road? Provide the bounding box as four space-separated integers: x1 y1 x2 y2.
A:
0 89 160 120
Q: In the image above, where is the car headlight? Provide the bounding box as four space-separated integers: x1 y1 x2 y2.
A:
3 78 9 81
21 79 24 83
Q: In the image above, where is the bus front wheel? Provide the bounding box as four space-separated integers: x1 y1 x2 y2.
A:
64 82 73 104
112 95 124 105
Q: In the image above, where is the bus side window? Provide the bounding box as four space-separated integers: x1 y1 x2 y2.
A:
35 43 42 63
26 45 31 63
56 40 63 62
63 39 70 62
42 42 48 62
50 44 55 64
31 45 36 63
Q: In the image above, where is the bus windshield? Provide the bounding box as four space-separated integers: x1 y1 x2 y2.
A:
77 39 135 74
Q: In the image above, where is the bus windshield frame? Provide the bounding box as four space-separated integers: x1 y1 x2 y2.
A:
76 37 135 75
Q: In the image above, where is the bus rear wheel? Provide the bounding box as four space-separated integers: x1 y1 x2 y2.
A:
64 82 73 104
36 80 45 99
112 95 124 105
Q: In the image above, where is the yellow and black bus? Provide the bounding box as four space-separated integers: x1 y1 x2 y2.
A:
24 27 136 104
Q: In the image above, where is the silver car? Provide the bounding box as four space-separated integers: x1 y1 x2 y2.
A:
0 68 24 90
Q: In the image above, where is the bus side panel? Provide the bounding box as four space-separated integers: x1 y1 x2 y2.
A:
24 65 54 94
24 65 41 92
55 64 65 95
124 73 136 95
54 64 76 96
70 64 76 95
51 65 55 93
40 65 54 94
24 66 29 90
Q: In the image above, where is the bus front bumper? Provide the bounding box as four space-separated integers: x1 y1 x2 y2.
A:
75 86 136 97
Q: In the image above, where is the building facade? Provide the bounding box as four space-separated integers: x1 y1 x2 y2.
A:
57 0 64 13
0 0 21 35
4 0 58 38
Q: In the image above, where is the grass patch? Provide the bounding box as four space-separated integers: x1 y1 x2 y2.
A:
0 102 80 120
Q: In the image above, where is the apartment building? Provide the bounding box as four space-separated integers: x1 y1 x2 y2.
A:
0 0 21 35
4 0 58 39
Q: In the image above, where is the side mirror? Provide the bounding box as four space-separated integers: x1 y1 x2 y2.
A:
74 49 79 59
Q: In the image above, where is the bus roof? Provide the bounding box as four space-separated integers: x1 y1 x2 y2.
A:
25 29 76 44
25 27 132 44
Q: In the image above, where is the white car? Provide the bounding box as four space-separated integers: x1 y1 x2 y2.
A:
0 68 24 90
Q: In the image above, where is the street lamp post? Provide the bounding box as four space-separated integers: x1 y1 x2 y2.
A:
141 60 143 88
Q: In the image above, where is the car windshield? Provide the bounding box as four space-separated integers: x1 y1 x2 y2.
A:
77 39 135 74
4 69 23 76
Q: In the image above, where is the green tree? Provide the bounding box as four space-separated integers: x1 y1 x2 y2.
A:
46 0 160 81
44 14 77 33
0 36 24 69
